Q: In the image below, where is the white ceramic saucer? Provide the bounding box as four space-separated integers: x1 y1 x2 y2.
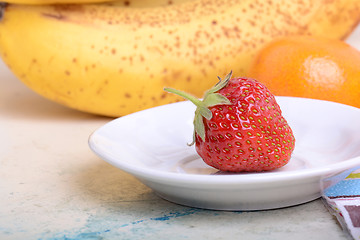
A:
88 97 360 210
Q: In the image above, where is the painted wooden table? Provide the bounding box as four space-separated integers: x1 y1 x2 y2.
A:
2 29 360 239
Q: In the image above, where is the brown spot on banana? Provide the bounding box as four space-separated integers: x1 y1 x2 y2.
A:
0 2 7 21
42 12 66 20
160 93 167 99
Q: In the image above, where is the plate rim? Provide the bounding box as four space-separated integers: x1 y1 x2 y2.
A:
89 96 360 187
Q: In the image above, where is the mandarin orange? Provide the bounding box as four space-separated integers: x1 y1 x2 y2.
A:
248 36 360 108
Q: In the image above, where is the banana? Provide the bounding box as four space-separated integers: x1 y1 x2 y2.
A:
1 0 190 5
1 0 115 4
107 0 194 8
0 0 359 117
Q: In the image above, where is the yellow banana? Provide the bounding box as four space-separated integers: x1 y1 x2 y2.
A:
0 0 359 117
1 0 115 4
1 0 190 5
107 0 195 8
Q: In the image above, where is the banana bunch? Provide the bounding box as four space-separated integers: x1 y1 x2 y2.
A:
0 0 359 117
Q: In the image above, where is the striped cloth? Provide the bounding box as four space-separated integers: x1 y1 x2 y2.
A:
322 168 360 239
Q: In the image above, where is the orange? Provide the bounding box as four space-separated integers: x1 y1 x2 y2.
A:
247 35 360 108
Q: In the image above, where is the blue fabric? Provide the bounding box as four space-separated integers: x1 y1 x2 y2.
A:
324 179 360 197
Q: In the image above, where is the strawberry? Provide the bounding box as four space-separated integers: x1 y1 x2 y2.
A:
164 71 295 172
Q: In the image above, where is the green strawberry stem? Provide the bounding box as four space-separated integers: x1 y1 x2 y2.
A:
163 88 202 106
164 71 233 145
163 87 213 120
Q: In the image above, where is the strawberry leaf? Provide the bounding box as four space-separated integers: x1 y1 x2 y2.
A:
164 71 234 144
198 105 213 120
192 109 205 145
203 93 231 107
205 70 232 95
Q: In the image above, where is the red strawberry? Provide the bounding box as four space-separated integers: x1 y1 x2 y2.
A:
164 71 295 172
